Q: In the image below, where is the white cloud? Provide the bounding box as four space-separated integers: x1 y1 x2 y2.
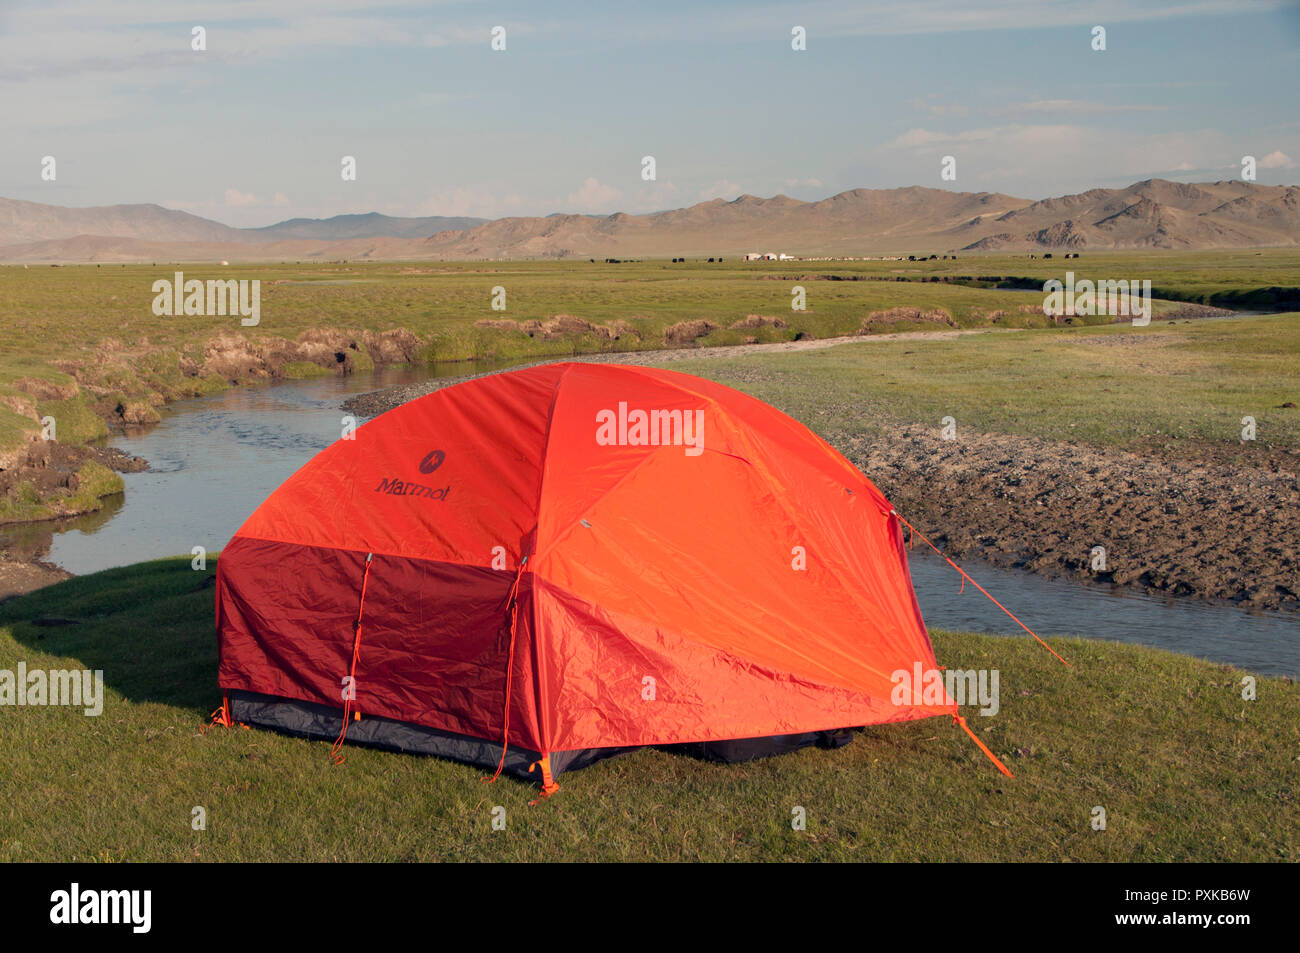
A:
413 185 526 219
222 188 290 207
223 189 259 207
698 179 743 200
533 0 1297 45
0 2 497 86
158 189 296 226
909 95 969 118
566 177 623 211
883 126 1005 149
870 122 1260 196
1257 150 1296 169
994 99 1168 117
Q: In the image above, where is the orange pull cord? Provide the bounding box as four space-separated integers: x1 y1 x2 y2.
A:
954 715 1014 778
330 552 374 766
892 510 1070 668
527 755 561 805
483 556 528 784
200 691 236 734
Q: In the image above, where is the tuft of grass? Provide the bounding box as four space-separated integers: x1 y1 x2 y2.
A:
66 460 124 509
0 405 40 449
34 396 109 444
280 361 334 379
0 461 122 525
0 558 1293 862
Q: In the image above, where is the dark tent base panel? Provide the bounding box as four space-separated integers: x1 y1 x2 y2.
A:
228 689 856 779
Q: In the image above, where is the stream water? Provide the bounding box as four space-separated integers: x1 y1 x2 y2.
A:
6 365 1296 677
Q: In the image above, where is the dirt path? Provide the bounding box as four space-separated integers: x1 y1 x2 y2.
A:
343 328 1023 416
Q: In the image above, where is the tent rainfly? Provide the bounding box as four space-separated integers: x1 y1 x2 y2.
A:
214 362 1012 796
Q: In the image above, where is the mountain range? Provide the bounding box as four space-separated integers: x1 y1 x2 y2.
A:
0 199 484 249
1 179 1295 262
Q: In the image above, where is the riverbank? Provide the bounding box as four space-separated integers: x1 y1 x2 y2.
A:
1 253 1278 472
348 313 1300 612
0 556 70 601
0 556 1295 861
1 255 1293 598
0 442 150 599
843 418 1297 610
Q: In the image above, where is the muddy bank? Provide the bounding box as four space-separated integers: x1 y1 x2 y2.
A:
0 441 145 524
0 326 419 530
839 421 1298 612
190 327 422 384
345 330 1298 612
0 442 147 597
0 556 70 602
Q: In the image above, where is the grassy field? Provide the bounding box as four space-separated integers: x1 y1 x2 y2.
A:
861 248 1300 310
656 312 1300 461
0 558 1295 862
2 249 1296 456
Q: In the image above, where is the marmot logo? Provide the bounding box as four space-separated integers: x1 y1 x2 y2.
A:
375 478 450 501
419 450 445 474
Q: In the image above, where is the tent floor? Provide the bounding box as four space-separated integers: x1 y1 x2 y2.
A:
228 689 856 779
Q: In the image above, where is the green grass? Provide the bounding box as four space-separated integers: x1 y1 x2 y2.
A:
0 558 1294 862
838 247 1300 306
1 250 1295 466
0 460 123 525
0 405 40 449
280 360 335 379
662 313 1300 460
34 396 109 444
67 461 125 510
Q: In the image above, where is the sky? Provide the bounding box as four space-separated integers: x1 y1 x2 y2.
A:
2 0 1298 227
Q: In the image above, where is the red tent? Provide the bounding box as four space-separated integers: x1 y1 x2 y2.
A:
215 362 960 793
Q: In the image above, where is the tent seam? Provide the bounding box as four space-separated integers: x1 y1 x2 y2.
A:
524 363 576 756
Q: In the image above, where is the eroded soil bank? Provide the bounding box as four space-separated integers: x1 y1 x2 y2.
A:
840 422 1298 612
0 444 147 599
346 334 1298 612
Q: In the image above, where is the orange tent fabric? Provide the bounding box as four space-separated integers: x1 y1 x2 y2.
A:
215 362 955 775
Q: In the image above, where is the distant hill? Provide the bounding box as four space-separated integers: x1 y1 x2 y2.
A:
1 180 1295 262
0 233 424 264
245 212 486 241
955 180 1299 251
0 198 247 246
416 180 1299 258
0 199 485 250
421 187 1032 259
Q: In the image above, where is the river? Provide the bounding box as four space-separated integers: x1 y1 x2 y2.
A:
7 364 1297 677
